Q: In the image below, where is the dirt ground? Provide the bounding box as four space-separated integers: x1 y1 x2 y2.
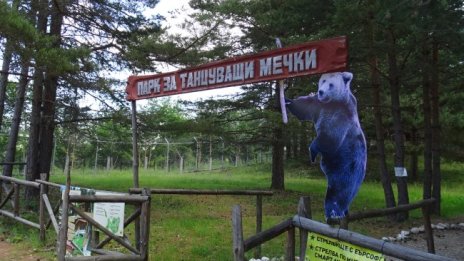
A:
388 226 464 260
0 241 41 261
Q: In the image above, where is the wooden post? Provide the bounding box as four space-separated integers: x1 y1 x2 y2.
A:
13 183 19 216
39 173 47 241
131 100 141 250
298 196 311 261
140 188 151 261
209 135 213 171
57 167 71 261
286 227 295 261
232 205 245 261
422 203 435 254
131 100 139 188
254 195 262 258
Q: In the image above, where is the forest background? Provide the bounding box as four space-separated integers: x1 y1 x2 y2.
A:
0 0 463 220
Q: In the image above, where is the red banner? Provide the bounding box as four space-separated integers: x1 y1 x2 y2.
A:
126 36 348 101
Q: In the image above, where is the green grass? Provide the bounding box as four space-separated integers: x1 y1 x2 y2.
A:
2 163 464 260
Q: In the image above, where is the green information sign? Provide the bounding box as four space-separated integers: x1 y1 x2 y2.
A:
306 232 385 261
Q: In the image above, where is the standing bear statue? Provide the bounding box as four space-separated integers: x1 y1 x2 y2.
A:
285 72 367 224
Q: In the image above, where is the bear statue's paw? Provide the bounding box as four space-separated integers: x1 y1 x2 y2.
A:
326 209 346 225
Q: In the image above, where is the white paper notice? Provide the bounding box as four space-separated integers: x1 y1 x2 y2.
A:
92 192 125 236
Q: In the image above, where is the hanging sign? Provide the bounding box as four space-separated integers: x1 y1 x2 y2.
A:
394 167 408 177
306 232 384 261
126 36 348 100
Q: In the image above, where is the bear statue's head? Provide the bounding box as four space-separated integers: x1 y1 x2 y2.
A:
317 72 353 103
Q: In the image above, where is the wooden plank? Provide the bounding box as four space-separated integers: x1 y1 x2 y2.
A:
70 205 140 255
0 209 40 229
42 194 59 235
69 195 148 203
297 196 311 261
0 175 40 188
347 198 436 221
129 188 273 196
232 205 245 261
244 218 293 252
96 207 141 249
35 179 62 189
46 199 61 230
293 216 455 261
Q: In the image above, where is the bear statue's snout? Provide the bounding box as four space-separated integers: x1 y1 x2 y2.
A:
318 90 324 96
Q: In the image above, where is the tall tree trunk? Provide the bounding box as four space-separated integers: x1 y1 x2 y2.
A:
38 0 64 181
422 39 433 202
0 0 20 130
271 82 285 190
2 58 29 177
386 28 409 221
430 40 441 215
25 0 48 203
367 6 396 211
0 41 14 130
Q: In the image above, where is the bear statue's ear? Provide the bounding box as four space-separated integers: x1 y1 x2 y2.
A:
342 72 353 88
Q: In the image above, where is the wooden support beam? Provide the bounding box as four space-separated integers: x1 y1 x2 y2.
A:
69 195 148 204
129 188 273 196
347 198 436 221
0 175 40 188
0 209 41 229
46 199 61 230
42 194 59 235
244 219 293 252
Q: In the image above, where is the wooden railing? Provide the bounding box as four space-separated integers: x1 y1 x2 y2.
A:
232 197 457 261
0 173 54 241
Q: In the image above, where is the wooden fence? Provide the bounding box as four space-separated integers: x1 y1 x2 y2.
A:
0 175 152 261
129 187 273 259
232 197 458 261
0 173 55 241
